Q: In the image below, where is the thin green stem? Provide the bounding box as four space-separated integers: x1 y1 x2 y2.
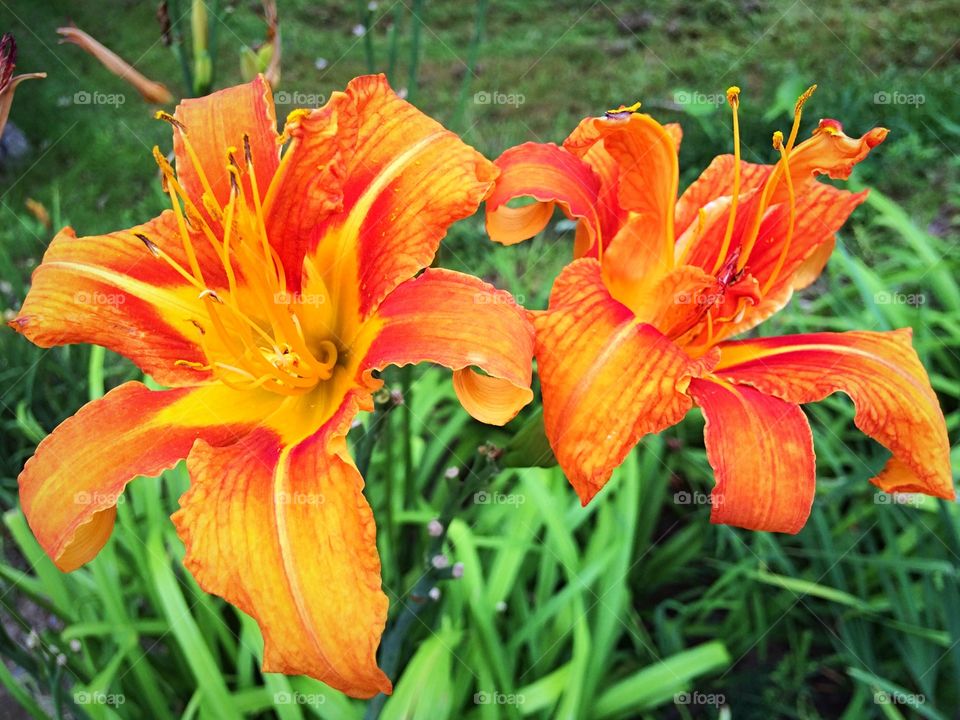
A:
453 0 489 131
364 449 502 719
407 0 425 102
357 0 376 73
386 2 403 82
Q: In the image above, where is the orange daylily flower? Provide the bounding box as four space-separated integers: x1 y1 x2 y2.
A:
11 74 534 697
486 87 953 533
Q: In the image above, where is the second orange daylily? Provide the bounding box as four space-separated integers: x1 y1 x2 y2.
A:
11 74 534 697
487 87 953 533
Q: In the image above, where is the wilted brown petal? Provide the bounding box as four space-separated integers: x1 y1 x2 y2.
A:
56 26 173 105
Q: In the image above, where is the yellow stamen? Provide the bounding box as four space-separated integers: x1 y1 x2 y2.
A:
761 131 797 296
737 84 816 272
710 86 742 275
155 111 223 217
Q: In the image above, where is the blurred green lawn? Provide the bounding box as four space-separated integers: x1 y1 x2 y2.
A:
0 0 958 718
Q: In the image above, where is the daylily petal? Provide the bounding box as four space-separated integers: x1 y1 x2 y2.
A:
567 113 679 260
673 190 766 272
561 119 631 256
9 214 226 385
264 93 352 287
536 258 695 503
716 187 866 337
174 427 390 698
485 142 602 246
173 75 280 207
674 156 770 237
688 377 816 534
19 382 278 571
714 330 953 499
311 74 497 318
778 120 888 200
364 269 534 425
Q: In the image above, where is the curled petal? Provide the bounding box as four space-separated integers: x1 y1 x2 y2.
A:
536 259 695 503
19 382 277 571
173 75 280 207
485 142 602 246
689 377 816 534
364 269 534 425
714 330 953 499
173 428 390 698
568 113 679 260
9 215 226 386
310 74 497 318
767 120 887 205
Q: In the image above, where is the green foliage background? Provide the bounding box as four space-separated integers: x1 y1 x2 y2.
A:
0 0 958 718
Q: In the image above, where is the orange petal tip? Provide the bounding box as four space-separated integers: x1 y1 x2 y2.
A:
866 126 889 148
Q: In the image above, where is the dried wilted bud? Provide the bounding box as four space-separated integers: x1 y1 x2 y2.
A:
0 34 46 140
25 198 51 229
56 26 173 104
157 1 173 47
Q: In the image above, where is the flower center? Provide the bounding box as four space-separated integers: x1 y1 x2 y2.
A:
139 115 338 396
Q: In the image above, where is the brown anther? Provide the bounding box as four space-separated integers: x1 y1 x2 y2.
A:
135 233 160 257
154 110 186 133
242 133 253 165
